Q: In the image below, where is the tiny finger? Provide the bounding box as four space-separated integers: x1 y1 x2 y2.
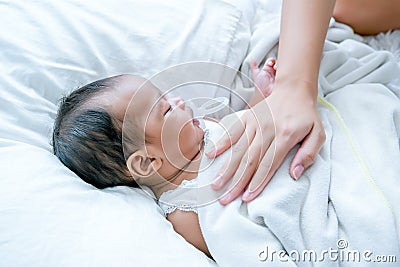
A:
251 59 258 68
265 58 276 67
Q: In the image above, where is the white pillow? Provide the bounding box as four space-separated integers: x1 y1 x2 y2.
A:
0 0 252 266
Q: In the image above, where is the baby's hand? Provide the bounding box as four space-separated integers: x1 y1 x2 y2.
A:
250 58 276 98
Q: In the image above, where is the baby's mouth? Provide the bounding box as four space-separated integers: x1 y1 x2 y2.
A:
188 106 200 126
192 118 200 126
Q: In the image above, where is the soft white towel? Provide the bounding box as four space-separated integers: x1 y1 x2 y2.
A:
196 9 400 267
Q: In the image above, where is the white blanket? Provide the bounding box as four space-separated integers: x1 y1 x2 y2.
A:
196 10 400 267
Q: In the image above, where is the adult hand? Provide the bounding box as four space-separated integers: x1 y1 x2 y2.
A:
207 80 325 205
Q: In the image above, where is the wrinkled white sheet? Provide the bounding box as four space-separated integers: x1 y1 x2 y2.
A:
0 0 253 266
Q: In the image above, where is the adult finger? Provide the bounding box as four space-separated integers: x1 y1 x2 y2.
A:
242 137 290 202
218 130 271 205
289 122 326 180
206 114 246 158
211 125 256 190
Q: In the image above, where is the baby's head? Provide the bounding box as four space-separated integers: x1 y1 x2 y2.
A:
53 74 204 189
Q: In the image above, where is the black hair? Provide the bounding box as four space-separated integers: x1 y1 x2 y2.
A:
52 75 138 188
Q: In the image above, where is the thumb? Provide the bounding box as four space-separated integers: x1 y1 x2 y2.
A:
290 125 326 180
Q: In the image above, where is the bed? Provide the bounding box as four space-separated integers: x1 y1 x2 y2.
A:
0 0 399 266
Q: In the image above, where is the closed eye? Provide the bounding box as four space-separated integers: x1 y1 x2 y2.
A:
164 104 172 116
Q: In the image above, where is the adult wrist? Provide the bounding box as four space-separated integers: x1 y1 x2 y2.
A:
273 76 319 103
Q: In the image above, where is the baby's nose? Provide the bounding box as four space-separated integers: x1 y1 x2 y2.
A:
169 97 185 110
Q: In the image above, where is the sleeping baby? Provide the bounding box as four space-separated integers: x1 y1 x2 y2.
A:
52 60 276 258
52 57 400 265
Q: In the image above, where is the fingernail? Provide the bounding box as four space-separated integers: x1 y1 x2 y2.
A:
242 190 252 201
292 165 304 180
212 174 223 188
220 193 232 204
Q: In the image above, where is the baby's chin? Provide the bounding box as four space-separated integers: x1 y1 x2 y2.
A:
192 127 205 155
198 124 206 143
198 131 205 149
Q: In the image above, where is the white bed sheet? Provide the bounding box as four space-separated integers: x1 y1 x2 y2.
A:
0 0 254 266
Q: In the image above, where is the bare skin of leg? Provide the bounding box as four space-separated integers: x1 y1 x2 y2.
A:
333 0 400 35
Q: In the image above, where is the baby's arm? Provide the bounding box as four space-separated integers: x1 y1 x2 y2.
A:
167 210 211 257
247 59 276 108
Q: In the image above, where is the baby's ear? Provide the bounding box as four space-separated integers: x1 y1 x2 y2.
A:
126 150 162 181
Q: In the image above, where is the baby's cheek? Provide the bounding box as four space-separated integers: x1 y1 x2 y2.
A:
178 127 198 155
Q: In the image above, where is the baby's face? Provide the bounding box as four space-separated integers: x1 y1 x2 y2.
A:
116 75 205 169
